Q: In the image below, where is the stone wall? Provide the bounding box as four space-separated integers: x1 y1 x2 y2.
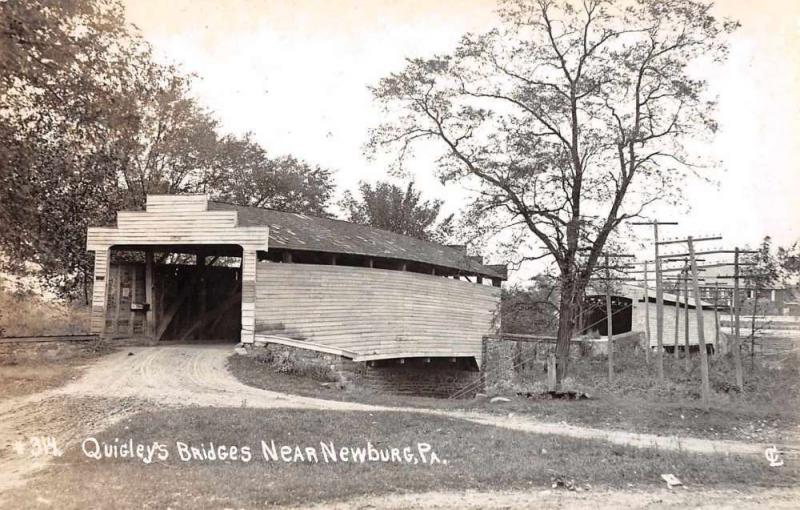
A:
480 336 618 390
244 343 480 398
360 358 480 398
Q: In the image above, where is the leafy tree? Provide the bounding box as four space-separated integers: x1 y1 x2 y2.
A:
777 241 800 283
210 136 335 216
368 0 737 383
110 70 222 208
1 0 149 300
742 237 780 290
0 0 337 300
340 181 454 242
500 276 559 335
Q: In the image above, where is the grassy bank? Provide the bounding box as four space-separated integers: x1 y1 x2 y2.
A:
228 345 800 443
0 282 89 337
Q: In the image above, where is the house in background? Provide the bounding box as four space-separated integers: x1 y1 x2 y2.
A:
86 194 506 396
699 264 800 317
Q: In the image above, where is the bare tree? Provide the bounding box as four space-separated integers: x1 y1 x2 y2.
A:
368 0 736 384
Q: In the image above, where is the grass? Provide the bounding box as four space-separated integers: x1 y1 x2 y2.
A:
0 283 90 337
0 362 84 401
227 343 800 443
5 407 797 509
228 352 470 409
0 342 114 401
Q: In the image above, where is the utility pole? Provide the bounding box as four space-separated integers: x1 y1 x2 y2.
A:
643 261 651 365
606 254 614 384
591 253 635 385
711 248 758 391
684 272 690 370
629 259 658 364
697 283 732 353
665 269 706 371
664 265 687 361
631 221 678 383
713 281 720 350
687 236 711 406
734 247 742 382
674 273 681 360
664 258 705 368
658 235 721 407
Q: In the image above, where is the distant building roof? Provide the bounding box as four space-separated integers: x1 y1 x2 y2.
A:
208 201 506 279
586 283 714 309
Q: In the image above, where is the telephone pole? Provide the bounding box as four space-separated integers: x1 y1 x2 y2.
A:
631 221 678 383
693 248 757 391
657 235 722 406
591 253 635 385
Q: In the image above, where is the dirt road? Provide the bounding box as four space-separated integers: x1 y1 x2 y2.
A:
0 344 792 493
52 345 789 454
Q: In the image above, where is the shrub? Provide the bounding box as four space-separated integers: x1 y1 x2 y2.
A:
0 281 90 337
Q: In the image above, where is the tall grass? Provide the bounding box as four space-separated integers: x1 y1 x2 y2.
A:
0 280 90 337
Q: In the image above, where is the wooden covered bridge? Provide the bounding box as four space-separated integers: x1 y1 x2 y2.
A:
86 194 506 377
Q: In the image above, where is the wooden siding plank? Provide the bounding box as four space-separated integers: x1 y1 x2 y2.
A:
90 249 109 335
240 250 258 344
146 194 208 213
254 263 499 361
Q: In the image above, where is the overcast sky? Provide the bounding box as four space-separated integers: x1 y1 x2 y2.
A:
121 0 799 266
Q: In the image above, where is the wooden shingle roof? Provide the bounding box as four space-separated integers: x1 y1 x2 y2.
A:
208 201 506 279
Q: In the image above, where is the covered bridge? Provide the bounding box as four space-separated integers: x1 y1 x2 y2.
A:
580 284 721 353
86 194 506 380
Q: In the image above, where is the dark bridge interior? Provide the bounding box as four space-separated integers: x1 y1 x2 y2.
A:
580 295 633 336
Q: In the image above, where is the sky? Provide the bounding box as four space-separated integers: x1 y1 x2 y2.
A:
121 0 800 271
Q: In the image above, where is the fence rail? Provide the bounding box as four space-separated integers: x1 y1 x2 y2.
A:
0 334 98 344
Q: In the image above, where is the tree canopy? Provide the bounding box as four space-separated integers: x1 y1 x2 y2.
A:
0 0 335 300
339 181 454 242
369 0 737 382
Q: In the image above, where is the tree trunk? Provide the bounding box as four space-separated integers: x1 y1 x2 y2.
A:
555 272 579 386
750 294 758 369
82 270 90 306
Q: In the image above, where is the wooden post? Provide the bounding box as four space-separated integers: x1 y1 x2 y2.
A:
732 247 744 391
605 254 614 384
683 273 690 371
674 275 681 359
750 281 759 369
112 263 122 334
330 254 337 265
547 353 557 391
654 224 664 382
282 251 293 263
729 288 735 338
688 237 711 406
90 248 111 336
643 261 650 365
145 250 155 339
197 251 207 341
240 250 257 344
129 264 138 336
477 275 483 284
713 282 720 352
631 221 678 382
